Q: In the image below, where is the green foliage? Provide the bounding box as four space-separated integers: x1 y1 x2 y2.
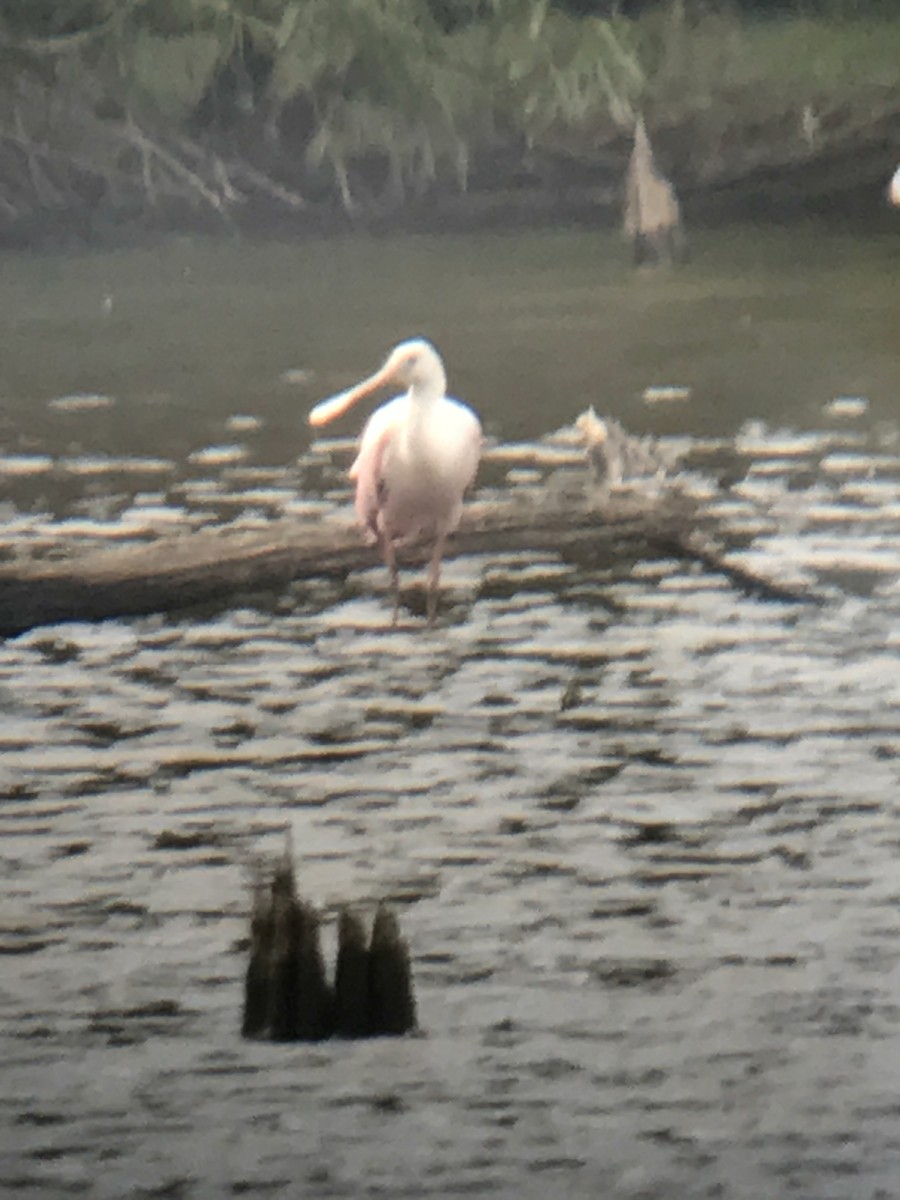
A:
0 0 109 36
475 5 644 139
260 0 443 105
638 5 900 113
239 0 480 207
736 15 900 91
2 0 900 216
126 29 225 118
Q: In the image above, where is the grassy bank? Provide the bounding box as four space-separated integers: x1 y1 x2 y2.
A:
0 1 897 241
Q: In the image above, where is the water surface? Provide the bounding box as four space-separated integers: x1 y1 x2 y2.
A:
1 223 900 1200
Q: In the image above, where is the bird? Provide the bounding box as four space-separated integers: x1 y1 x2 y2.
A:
308 338 482 623
575 408 672 485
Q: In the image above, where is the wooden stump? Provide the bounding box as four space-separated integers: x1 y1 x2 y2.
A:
623 116 685 266
242 859 333 1041
368 906 417 1037
333 909 372 1038
242 856 417 1042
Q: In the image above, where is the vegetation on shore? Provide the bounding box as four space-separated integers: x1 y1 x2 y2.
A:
0 0 897 242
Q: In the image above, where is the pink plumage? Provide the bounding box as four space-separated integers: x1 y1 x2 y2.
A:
309 339 482 622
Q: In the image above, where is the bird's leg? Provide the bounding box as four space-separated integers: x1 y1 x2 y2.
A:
425 535 446 626
380 533 401 625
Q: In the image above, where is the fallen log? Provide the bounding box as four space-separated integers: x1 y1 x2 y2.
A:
0 469 813 639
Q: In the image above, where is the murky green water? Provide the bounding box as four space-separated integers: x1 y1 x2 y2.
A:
2 223 898 459
1 223 900 1199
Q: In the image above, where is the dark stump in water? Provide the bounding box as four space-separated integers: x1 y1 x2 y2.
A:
242 856 416 1042
333 909 372 1038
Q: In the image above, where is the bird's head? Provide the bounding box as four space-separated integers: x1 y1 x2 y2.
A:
380 339 446 392
309 337 447 427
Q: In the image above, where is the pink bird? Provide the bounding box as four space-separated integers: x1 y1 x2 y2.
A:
309 338 482 623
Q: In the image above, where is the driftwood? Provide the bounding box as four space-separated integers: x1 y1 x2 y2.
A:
623 116 685 266
242 852 416 1042
0 466 814 639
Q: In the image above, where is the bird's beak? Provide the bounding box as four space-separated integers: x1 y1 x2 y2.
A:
308 361 398 427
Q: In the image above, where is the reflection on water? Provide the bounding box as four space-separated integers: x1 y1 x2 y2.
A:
1 224 900 1198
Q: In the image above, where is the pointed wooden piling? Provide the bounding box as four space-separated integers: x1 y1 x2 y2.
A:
333 908 372 1038
241 859 417 1043
369 905 417 1037
623 116 685 266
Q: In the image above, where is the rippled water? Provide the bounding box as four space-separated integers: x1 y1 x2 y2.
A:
2 224 900 1199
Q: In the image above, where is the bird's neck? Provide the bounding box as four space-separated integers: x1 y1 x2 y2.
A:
407 377 444 414
402 379 445 455
410 367 446 402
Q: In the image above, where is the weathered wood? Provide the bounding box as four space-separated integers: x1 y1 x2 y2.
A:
623 116 685 266
333 909 372 1038
241 856 333 1042
0 468 814 639
368 906 417 1037
242 856 417 1043
241 878 277 1040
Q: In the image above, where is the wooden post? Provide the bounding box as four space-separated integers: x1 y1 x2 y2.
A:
623 116 685 266
333 909 373 1038
242 856 417 1042
241 855 333 1041
368 906 417 1037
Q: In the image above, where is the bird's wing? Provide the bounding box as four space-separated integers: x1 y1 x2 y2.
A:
447 398 483 491
349 399 403 536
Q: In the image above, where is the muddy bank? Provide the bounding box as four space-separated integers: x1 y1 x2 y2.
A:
2 123 897 253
